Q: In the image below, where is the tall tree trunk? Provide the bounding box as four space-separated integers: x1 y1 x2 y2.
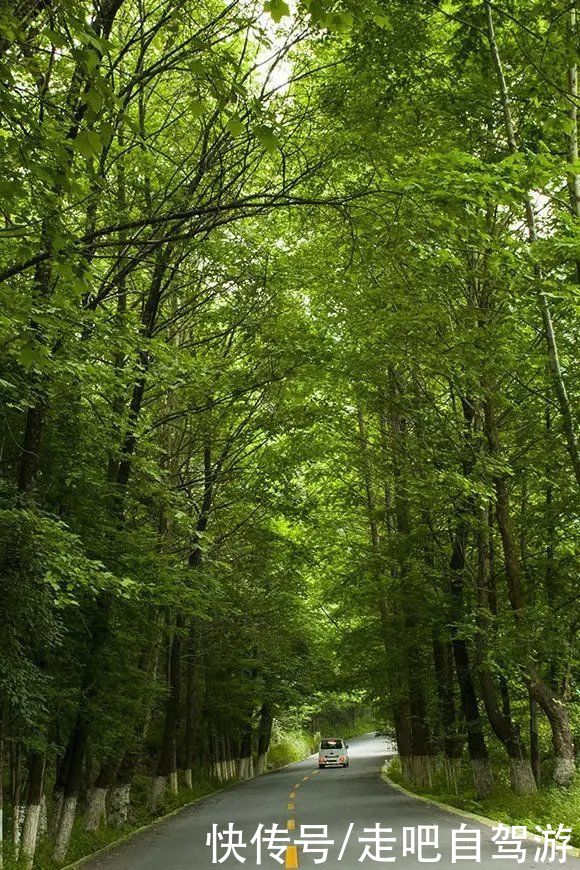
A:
85 757 117 832
0 708 3 870
449 511 493 798
53 717 88 862
432 635 462 790
255 702 273 777
184 619 205 788
484 396 576 785
153 619 183 809
484 0 580 487
238 723 252 781
385 386 434 788
567 1 580 281
529 693 541 786
474 504 536 794
20 752 45 869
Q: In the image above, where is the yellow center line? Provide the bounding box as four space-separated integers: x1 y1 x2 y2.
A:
289 791 296 798
287 802 295 810
285 844 299 869
302 775 309 781
294 783 300 788
287 819 296 831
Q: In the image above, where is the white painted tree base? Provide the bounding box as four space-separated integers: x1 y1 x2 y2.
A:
85 787 108 831
255 752 267 777
471 758 494 799
553 757 575 787
53 796 77 863
20 803 41 869
509 759 537 795
108 783 131 827
149 776 166 812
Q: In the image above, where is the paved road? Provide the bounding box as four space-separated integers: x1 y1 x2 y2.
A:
85 734 578 869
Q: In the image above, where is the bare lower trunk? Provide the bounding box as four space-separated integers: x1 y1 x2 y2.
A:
553 757 575 787
149 776 166 812
108 783 131 828
12 805 25 852
53 716 88 863
20 805 41 870
183 768 192 789
509 759 537 796
400 756 413 780
529 694 541 786
20 752 45 868
169 769 178 795
255 752 268 777
408 756 432 790
38 794 47 840
442 756 460 794
51 792 63 837
85 787 107 832
53 796 77 863
470 758 494 799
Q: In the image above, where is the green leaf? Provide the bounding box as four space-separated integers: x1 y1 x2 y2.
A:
73 128 103 158
226 115 245 137
264 0 290 23
255 124 280 153
19 345 42 371
325 12 353 32
189 98 207 119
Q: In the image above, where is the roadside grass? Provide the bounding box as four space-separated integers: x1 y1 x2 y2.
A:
267 730 316 768
385 757 580 848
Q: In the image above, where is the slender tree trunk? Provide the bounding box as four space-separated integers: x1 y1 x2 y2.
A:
484 396 576 785
474 504 536 794
0 709 3 870
238 723 252 781
484 0 580 487
85 757 117 832
20 753 45 869
153 619 183 809
53 718 88 862
11 740 24 854
108 751 135 828
255 702 273 777
529 693 541 786
449 510 493 798
567 1 580 280
184 618 205 788
432 636 462 790
392 695 413 779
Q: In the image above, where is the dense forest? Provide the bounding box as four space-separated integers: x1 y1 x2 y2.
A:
0 0 579 866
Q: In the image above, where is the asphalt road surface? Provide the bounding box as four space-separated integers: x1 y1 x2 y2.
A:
84 734 578 869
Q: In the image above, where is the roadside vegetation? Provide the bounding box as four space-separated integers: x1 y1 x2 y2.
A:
386 757 580 850
0 0 578 867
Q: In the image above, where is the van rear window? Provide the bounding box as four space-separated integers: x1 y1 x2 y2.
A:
321 739 343 749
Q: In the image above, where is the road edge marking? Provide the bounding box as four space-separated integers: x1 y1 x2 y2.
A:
381 767 580 858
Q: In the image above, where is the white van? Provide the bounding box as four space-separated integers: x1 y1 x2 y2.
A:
318 737 349 768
